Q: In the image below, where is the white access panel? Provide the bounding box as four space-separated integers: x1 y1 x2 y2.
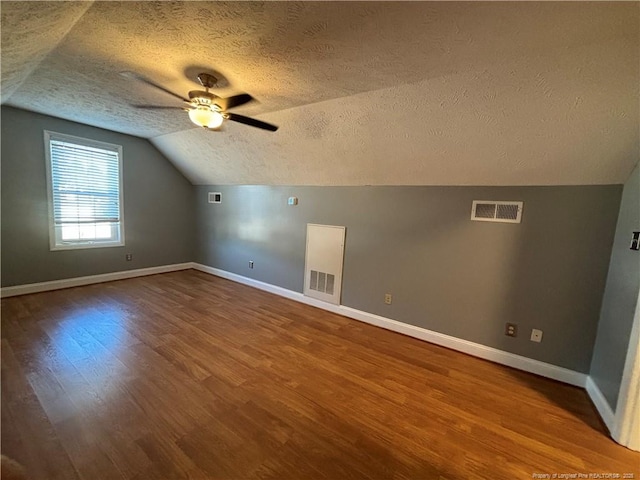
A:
304 224 346 305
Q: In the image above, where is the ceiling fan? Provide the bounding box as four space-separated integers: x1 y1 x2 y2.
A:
123 71 278 132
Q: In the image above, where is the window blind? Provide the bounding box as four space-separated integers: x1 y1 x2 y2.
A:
49 139 121 226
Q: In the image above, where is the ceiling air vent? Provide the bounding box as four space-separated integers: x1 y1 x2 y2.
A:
208 192 222 204
471 201 523 224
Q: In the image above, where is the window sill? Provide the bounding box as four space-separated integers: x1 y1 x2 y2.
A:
50 241 125 251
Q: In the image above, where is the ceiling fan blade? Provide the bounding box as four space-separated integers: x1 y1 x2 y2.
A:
226 113 278 132
131 105 186 110
120 71 190 103
218 93 254 110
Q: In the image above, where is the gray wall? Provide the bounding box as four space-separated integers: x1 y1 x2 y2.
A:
590 164 640 410
2 103 629 378
195 184 621 373
1 106 195 287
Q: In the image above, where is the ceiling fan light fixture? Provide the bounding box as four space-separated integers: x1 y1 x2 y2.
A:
188 106 224 129
125 71 276 131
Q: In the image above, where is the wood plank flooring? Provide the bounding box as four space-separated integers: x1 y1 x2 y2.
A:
2 270 638 479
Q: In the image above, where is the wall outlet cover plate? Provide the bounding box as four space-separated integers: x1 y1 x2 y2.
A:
531 329 543 342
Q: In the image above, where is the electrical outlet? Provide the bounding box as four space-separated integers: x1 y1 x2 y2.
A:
126 253 133 261
530 329 543 343
505 323 517 337
249 261 254 269
384 293 392 305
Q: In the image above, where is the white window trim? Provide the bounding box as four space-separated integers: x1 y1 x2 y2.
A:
44 130 125 251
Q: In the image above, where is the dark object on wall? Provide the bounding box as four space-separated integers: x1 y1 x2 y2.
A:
631 231 640 251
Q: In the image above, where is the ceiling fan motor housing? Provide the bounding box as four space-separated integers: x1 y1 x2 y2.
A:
188 91 222 110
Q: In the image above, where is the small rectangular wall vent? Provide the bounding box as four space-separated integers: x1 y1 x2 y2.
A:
208 192 222 204
471 201 523 223
309 270 335 295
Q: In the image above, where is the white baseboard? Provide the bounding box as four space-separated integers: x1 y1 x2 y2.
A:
0 263 193 298
192 263 588 388
585 376 615 434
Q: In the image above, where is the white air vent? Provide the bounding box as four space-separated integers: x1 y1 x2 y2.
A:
471 201 523 223
309 270 335 295
208 192 222 204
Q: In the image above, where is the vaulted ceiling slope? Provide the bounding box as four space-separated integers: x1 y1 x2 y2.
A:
1 2 638 186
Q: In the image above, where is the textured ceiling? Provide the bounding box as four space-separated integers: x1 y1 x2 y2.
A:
2 1 638 185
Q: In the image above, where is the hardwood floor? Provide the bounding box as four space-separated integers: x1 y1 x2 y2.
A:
1 270 638 479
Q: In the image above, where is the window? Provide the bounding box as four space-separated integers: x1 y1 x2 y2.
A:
45 131 124 250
